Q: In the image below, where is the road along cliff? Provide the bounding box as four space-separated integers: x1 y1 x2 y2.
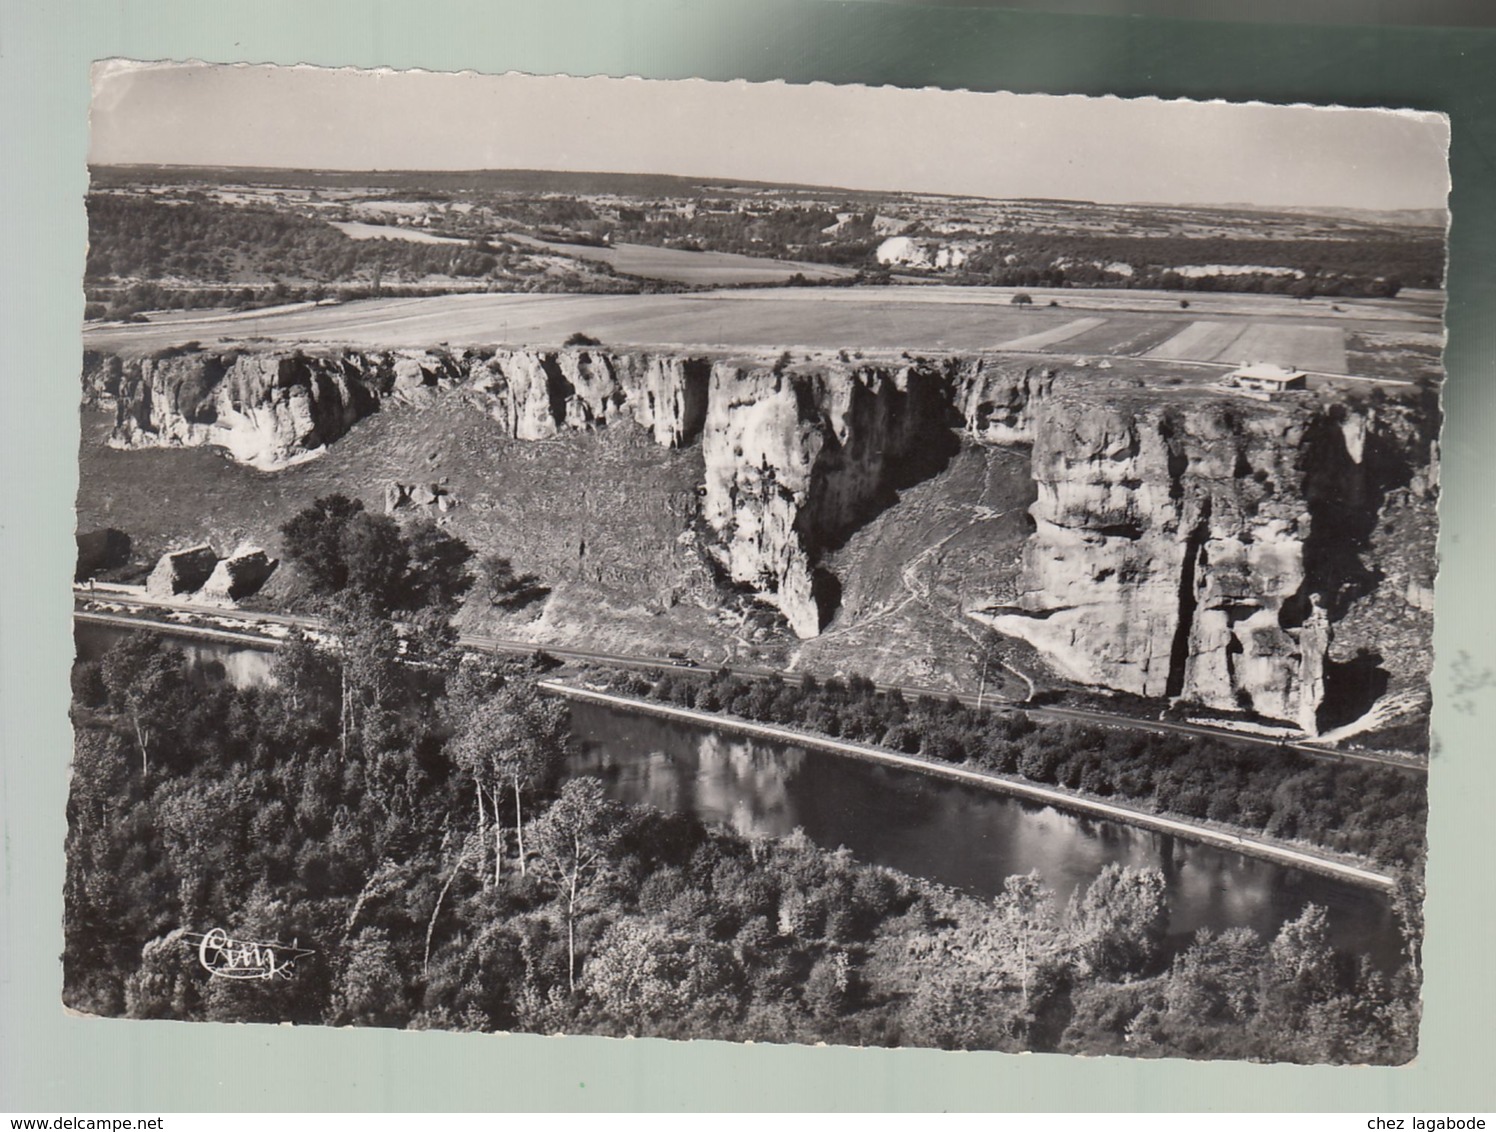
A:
82 344 1438 732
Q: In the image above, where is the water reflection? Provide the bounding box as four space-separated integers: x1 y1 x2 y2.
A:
75 623 277 689
567 700 1399 966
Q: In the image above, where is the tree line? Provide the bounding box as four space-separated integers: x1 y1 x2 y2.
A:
958 231 1442 294
601 666 1426 869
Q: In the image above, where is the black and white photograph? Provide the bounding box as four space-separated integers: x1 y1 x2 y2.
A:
67 62 1446 1065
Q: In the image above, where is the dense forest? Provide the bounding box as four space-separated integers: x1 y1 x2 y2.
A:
960 232 1441 292
82 195 641 319
63 496 1422 1063
86 195 498 284
605 667 1427 870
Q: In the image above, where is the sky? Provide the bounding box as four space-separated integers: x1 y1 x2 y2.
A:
89 62 1451 211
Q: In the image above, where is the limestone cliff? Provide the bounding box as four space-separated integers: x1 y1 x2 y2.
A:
466 350 710 447
979 386 1438 732
950 359 1056 444
88 348 418 469
84 343 1437 728
700 359 955 636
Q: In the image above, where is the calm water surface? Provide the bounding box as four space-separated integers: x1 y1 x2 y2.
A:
567 700 1401 966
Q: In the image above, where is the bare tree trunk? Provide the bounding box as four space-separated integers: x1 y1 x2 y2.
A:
1020 932 1028 1012
424 841 473 976
132 712 148 775
491 788 504 885
513 779 527 877
566 873 578 994
475 780 490 883
340 665 351 760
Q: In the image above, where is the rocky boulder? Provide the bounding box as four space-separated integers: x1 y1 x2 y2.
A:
145 544 219 598
199 548 277 602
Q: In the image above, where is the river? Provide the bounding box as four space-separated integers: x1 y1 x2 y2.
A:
74 619 1403 966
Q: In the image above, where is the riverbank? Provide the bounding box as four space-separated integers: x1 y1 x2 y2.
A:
541 680 1398 893
73 609 282 650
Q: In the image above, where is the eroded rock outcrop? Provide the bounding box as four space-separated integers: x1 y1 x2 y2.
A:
951 360 1056 445
700 359 957 637
96 350 382 468
86 347 476 469
466 350 710 447
200 547 277 602
86 341 1438 725
146 544 219 598
978 387 1437 731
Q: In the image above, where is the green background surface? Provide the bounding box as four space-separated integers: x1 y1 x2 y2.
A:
2 0 1493 1112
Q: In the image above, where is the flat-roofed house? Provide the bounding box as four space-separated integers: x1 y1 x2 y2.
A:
1228 362 1308 394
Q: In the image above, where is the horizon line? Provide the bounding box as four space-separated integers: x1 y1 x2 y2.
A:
87 162 1449 218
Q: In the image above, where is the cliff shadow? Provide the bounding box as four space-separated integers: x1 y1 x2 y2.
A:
798 380 964 559
1300 407 1392 619
1317 649 1390 732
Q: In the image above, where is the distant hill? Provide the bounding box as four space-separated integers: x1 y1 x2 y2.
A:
87 164 901 202
1186 201 1449 229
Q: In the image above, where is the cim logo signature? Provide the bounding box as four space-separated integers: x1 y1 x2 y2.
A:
183 928 314 981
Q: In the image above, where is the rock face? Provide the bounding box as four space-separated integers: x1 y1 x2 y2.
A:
89 348 467 469
200 548 277 602
146 544 219 598
100 351 379 468
700 359 956 636
978 385 1438 731
467 350 710 447
691 355 1050 636
76 528 131 581
87 342 1438 727
951 360 1056 444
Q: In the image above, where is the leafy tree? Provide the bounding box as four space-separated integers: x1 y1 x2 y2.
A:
281 494 365 594
123 929 203 1020
447 681 568 882
584 918 693 1029
1260 903 1340 1022
1066 864 1169 979
1164 926 1264 1023
267 626 338 717
99 633 189 774
972 628 1011 708
479 553 544 609
403 520 474 613
339 512 411 612
529 777 620 993
325 594 401 758
993 870 1058 1015
283 495 476 615
330 928 410 1028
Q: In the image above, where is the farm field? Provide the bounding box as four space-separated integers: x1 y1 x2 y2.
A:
504 232 858 285
328 221 470 245
323 222 858 283
83 285 1436 373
